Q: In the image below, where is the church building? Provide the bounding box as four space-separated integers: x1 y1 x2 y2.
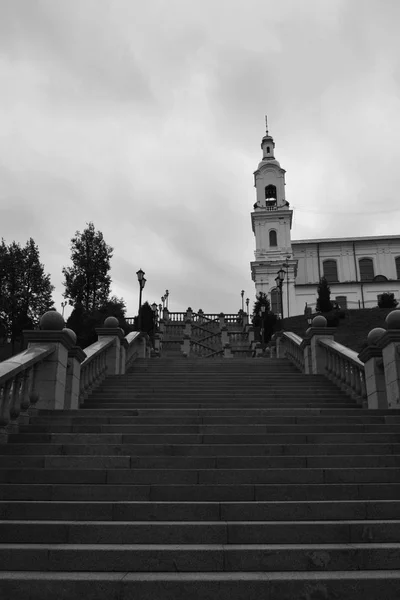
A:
250 121 400 317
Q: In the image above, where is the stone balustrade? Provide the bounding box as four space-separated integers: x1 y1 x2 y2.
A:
278 310 400 410
0 311 149 442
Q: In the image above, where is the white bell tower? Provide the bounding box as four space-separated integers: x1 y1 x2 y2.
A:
250 118 297 317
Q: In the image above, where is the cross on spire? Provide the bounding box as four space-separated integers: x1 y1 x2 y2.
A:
265 115 268 134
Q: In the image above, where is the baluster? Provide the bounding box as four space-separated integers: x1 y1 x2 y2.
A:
0 379 13 442
19 369 32 425
28 364 40 415
9 372 24 433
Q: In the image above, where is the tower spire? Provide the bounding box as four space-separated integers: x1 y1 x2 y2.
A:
265 115 268 135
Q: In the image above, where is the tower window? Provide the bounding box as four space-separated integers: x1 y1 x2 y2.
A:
323 260 339 283
265 185 277 200
267 146 270 153
359 258 374 282
269 230 277 247
396 257 400 279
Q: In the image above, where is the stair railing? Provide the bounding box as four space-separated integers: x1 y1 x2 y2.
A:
0 345 55 442
319 339 366 405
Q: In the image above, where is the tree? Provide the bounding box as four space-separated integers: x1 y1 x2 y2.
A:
378 293 399 309
251 292 271 326
0 238 54 350
251 292 278 344
62 222 113 313
316 277 333 313
66 296 133 349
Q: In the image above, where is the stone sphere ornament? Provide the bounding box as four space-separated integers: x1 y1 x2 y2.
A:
367 327 386 346
312 315 327 328
39 311 65 331
63 328 77 344
104 316 119 328
386 310 400 330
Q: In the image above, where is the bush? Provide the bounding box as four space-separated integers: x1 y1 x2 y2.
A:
378 293 398 309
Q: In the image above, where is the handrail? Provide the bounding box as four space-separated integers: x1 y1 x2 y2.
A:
281 332 305 372
0 345 55 440
318 338 366 404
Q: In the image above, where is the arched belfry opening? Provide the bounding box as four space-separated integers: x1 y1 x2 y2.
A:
265 185 277 209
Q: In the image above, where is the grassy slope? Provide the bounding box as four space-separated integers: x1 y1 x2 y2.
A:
283 308 394 354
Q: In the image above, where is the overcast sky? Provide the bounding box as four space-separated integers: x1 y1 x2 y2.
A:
1 0 400 318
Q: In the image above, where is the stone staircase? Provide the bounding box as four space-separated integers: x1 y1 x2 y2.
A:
1 357 400 598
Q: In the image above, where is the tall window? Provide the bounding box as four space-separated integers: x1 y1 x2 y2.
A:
359 258 374 282
265 184 277 199
396 257 400 279
271 288 280 314
269 230 277 247
323 260 339 283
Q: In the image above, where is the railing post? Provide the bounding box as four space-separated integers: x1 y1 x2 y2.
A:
120 336 128 374
163 308 170 322
181 334 190 357
377 311 400 409
63 328 87 410
95 316 124 375
242 314 249 328
308 316 336 375
275 332 285 358
223 343 233 359
219 313 225 329
358 328 387 409
24 311 74 410
300 334 312 374
221 326 229 347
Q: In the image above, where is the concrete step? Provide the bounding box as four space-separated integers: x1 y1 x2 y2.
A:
1 467 400 485
2 483 400 501
1 500 399 521
2 443 400 456
2 519 400 544
19 424 400 434
1 542 400 571
2 453 400 469
1 570 400 600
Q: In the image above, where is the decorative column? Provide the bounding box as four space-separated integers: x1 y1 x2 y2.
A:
307 316 336 375
95 316 124 375
377 310 400 409
24 311 74 410
358 328 387 410
63 328 86 410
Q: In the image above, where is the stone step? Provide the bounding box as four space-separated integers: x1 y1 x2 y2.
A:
1 500 398 521
1 519 400 544
0 467 400 485
1 570 400 600
2 453 400 469
39 408 381 416
8 432 400 444
2 483 400 501
1 442 399 456
1 542 400 571
19 424 400 434
31 415 399 424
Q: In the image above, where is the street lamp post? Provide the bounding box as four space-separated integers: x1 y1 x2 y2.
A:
241 290 245 312
246 298 250 316
161 295 165 309
136 269 146 331
151 302 158 333
165 290 169 310
260 304 266 343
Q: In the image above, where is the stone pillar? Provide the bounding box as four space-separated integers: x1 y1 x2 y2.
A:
301 337 312 374
185 307 193 321
377 311 400 409
184 319 192 338
358 328 387 409
154 333 162 356
163 308 170 322
221 327 229 346
159 319 166 335
254 342 263 358
95 316 124 375
308 316 336 375
181 334 190 357
223 343 233 358
242 314 249 328
247 326 255 344
24 311 74 411
219 313 225 329
64 345 87 410
275 332 284 358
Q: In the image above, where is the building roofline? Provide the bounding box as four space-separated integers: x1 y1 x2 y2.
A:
292 235 400 245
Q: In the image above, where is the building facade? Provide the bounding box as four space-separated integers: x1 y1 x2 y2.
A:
250 123 400 316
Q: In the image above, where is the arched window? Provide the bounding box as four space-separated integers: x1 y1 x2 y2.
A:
323 260 339 283
359 258 374 282
269 230 277 247
266 146 270 153
265 185 277 200
396 257 400 279
271 288 280 314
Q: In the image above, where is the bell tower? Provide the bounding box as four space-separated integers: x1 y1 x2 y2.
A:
250 118 297 317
